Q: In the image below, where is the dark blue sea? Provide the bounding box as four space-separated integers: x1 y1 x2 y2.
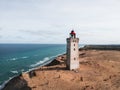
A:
0 44 84 87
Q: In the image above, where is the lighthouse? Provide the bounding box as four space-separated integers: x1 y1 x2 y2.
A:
66 30 79 70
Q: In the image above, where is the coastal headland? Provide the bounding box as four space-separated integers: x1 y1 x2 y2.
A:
2 45 120 90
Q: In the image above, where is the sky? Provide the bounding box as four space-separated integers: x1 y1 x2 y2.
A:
0 0 120 44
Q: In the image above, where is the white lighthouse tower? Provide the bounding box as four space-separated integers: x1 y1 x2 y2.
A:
66 30 79 70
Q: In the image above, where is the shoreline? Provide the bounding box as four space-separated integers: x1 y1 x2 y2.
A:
1 45 120 90
0 53 65 90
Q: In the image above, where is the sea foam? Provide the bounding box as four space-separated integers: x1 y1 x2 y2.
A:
21 56 28 59
10 58 18 61
30 57 50 67
30 53 64 68
10 70 18 74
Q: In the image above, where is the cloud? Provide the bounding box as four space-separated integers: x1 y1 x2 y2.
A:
20 29 64 36
15 36 24 39
0 28 2 31
0 0 120 44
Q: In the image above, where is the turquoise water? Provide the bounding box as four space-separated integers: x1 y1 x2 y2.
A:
0 44 84 86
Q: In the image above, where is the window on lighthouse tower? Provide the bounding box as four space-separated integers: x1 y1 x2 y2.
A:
74 58 76 60
74 44 75 46
74 48 75 51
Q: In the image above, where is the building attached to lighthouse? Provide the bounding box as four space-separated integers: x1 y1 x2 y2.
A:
66 30 79 70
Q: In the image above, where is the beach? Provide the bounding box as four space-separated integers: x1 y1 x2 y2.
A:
2 47 120 90
0 44 66 86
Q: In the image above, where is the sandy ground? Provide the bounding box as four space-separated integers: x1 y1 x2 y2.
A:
21 50 120 90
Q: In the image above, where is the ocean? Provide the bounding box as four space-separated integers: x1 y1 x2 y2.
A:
0 44 84 87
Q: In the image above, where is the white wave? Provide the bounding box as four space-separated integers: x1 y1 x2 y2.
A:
10 70 18 74
49 55 56 59
10 58 18 61
0 85 1 90
30 57 50 67
0 80 9 90
8 77 12 80
49 52 65 59
21 56 28 59
30 52 65 68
